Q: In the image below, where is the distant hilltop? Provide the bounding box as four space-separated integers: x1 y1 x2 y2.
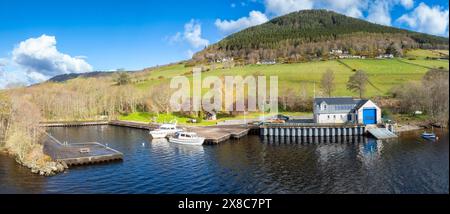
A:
46 61 186 83
193 9 449 64
46 71 115 83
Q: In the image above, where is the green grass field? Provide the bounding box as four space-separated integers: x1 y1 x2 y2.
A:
131 58 447 98
397 58 449 69
339 59 435 96
119 111 310 126
116 50 448 123
404 49 449 59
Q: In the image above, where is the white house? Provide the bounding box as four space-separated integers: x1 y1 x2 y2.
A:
313 97 381 125
329 49 343 55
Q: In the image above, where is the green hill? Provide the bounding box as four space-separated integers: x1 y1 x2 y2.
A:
194 10 448 63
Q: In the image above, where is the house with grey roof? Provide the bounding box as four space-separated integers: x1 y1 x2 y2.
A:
313 97 381 125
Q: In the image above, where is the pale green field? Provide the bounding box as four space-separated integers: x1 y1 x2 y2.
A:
201 60 353 96
339 59 433 96
119 111 310 126
115 50 449 123
132 58 448 98
404 49 449 59
397 58 449 69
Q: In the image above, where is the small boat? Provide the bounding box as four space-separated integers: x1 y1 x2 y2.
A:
421 132 438 139
168 132 205 145
149 122 182 139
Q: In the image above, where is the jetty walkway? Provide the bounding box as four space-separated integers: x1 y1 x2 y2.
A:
41 120 253 144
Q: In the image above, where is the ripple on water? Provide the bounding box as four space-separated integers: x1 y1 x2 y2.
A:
0 127 448 194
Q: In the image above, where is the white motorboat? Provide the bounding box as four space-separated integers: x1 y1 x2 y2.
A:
149 123 183 139
168 132 205 145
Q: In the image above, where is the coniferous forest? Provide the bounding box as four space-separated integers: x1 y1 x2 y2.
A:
194 10 449 63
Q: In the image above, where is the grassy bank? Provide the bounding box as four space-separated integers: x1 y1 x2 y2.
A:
134 57 448 98
119 111 311 126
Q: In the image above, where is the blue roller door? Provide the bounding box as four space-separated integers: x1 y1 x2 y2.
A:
363 108 376 125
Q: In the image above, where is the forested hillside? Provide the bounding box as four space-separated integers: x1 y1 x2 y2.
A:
194 10 449 64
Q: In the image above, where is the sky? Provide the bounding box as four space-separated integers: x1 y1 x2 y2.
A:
0 0 449 88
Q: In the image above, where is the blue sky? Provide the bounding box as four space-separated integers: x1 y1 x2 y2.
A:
0 0 448 88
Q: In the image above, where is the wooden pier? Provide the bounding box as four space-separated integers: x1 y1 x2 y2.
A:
186 125 251 144
41 120 252 144
40 121 109 127
107 121 251 144
109 120 159 130
43 133 123 166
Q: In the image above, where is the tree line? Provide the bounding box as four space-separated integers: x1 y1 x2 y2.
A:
194 10 448 64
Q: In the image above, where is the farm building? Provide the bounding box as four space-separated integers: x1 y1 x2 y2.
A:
313 97 381 125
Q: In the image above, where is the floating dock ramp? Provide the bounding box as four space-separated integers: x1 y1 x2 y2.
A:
366 128 397 139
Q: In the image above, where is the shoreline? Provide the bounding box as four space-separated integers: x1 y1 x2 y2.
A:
4 120 443 177
395 124 424 133
0 148 67 176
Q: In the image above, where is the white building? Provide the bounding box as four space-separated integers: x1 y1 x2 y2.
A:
257 59 276 65
313 97 381 125
329 49 343 55
376 54 394 59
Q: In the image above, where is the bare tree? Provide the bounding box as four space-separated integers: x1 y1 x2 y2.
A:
320 69 335 97
150 84 172 114
347 70 369 98
0 93 11 145
422 69 449 126
391 68 449 126
115 72 130 85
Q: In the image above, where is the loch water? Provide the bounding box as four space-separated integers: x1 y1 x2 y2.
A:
0 126 448 193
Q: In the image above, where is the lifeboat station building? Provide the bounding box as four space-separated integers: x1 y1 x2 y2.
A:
313 97 381 125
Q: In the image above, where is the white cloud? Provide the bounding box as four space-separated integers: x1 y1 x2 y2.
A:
168 32 182 44
367 0 392 26
263 0 369 17
0 61 29 89
183 20 210 49
0 35 92 88
0 58 7 68
186 49 195 58
12 34 93 79
400 0 414 9
215 11 269 34
168 20 210 59
264 0 314 16
0 70 25 89
258 0 431 28
319 0 367 18
397 2 449 36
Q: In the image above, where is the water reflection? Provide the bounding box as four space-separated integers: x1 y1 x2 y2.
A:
261 135 366 144
361 139 384 155
0 126 448 194
150 138 205 156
